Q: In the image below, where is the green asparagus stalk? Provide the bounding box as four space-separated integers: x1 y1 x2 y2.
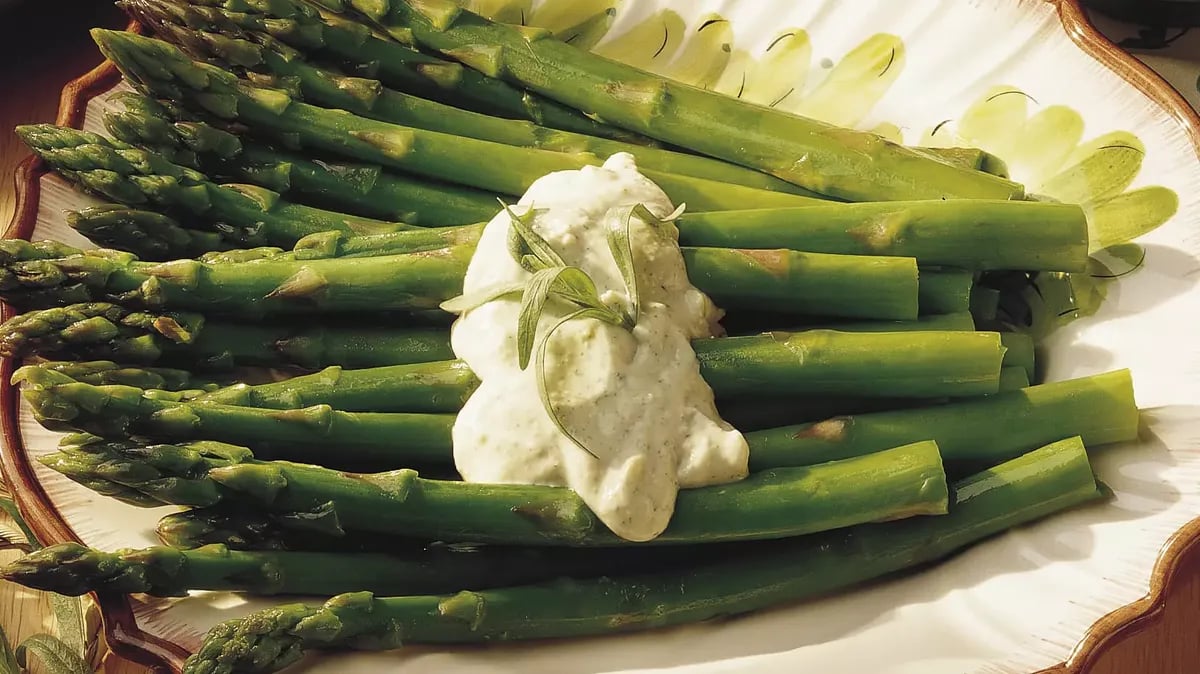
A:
0 303 455 369
919 269 974 315
16 124 411 248
16 330 1001 460
126 3 824 198
92 30 824 212
74 201 484 262
0 240 473 315
683 248 918 320
674 201 1089 271
0 304 980 374
44 365 1115 479
1000 332 1036 380
998 366 1030 391
190 330 1003 415
748 369 1138 472
21 369 455 468
323 0 1025 202
0 539 710 598
0 239 922 322
126 0 654 142
104 92 505 227
970 285 1001 322
39 434 949 546
796 313 976 333
180 438 1100 674
29 360 216 392
155 505 412 551
67 205 236 260
691 330 1002 399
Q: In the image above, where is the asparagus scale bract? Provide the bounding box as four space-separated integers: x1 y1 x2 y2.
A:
180 437 1101 674
39 435 950 546
332 0 1025 202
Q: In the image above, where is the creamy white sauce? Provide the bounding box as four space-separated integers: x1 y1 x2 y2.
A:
449 153 749 541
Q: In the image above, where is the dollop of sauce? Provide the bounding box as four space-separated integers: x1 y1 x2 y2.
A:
449 153 749 541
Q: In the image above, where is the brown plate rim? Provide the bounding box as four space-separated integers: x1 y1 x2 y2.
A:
2 4 1198 673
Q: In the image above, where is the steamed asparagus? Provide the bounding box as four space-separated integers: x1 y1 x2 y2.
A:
92 30 825 212
122 0 649 142
126 3 824 198
104 93 505 227
0 539 707 597
327 0 1024 202
0 303 455 369
40 434 950 546
674 201 1089 271
179 438 1100 674
0 239 922 321
748 369 1138 472
16 125 410 248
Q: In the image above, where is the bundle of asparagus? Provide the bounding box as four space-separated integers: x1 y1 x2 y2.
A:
0 3 1151 673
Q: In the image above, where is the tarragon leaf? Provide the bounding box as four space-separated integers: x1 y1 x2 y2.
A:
14 634 90 674
608 205 641 327
439 281 527 315
501 200 564 271
535 307 619 460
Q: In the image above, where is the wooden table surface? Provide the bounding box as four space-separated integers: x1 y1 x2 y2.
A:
0 3 1198 673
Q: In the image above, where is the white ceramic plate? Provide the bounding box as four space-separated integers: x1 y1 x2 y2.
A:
8 1 1200 672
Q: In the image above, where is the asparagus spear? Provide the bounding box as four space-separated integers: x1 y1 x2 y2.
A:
0 539 711 598
93 30 824 211
0 304 982 374
999 366 1030 391
748 369 1138 472
674 201 1089 272
0 303 455 369
188 330 1003 415
322 0 1025 202
16 329 1001 457
919 270 973 315
0 239 472 316
128 0 651 142
16 125 411 248
1000 332 1036 380
30 360 216 392
21 369 455 468
0 239 921 322
155 505 408 551
180 438 1100 674
104 92 505 227
39 364 1115 480
67 205 236 260
39 434 949 546
126 2 825 199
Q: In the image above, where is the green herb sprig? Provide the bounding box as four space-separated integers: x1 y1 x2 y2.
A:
441 200 683 459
